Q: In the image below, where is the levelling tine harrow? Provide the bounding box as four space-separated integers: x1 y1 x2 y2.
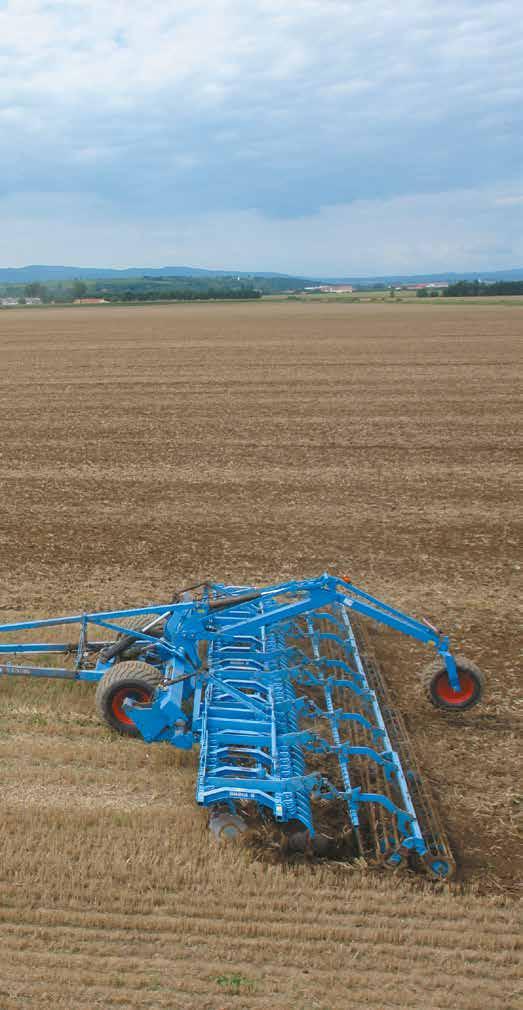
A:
0 573 485 878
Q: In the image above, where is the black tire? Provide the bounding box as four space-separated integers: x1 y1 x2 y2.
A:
116 615 164 636
95 661 163 737
421 655 484 711
111 614 164 661
118 610 163 658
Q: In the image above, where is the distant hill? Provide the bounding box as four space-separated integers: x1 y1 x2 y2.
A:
0 264 522 285
323 268 523 284
0 264 305 283
320 268 523 285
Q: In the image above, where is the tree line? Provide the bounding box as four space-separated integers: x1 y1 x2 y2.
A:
444 280 523 296
103 285 262 302
9 280 262 303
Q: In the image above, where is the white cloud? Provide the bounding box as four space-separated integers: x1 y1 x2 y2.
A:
0 1 521 269
0 182 521 275
495 195 523 207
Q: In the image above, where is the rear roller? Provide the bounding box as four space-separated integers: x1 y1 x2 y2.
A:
421 656 484 711
95 661 163 737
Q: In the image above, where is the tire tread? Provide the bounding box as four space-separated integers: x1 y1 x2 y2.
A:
420 654 484 710
95 660 163 735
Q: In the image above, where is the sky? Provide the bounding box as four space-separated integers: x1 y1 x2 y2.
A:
0 0 521 275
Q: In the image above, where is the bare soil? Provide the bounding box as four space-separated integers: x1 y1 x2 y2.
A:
0 301 521 1009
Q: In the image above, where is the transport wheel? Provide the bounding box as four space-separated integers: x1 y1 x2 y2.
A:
95 661 163 737
421 656 484 711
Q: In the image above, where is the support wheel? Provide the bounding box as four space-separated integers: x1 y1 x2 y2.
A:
421 656 484 711
96 661 163 737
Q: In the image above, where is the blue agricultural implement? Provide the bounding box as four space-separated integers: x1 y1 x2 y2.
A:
0 574 484 878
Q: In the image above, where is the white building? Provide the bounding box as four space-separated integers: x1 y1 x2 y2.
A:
1 297 43 306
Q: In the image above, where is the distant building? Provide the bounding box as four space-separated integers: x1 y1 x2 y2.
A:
403 282 449 291
304 284 354 293
1 297 42 306
74 298 108 304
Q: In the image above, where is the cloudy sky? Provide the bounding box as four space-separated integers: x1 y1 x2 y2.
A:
0 0 521 274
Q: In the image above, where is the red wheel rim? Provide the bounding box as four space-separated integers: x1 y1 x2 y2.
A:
111 687 151 726
433 671 476 705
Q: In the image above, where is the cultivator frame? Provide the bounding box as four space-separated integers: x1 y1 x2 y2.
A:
0 573 484 878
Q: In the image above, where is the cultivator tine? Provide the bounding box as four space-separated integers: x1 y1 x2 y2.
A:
192 587 451 875
312 610 446 862
196 597 315 830
349 617 456 878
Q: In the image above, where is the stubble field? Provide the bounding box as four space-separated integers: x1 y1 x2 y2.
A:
0 301 521 1009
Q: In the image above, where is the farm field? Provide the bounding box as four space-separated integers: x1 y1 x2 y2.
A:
0 301 521 1009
